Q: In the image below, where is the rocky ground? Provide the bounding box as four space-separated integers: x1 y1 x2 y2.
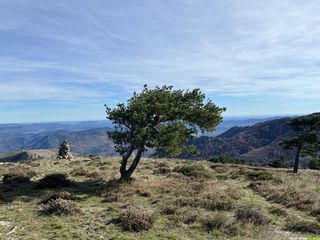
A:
0 157 319 240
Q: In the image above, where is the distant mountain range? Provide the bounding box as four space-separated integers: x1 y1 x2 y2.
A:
0 116 296 165
187 118 295 165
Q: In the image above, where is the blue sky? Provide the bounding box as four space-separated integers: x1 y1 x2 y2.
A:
0 0 320 123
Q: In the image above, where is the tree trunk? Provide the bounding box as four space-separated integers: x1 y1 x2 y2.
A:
119 146 134 181
119 147 143 181
293 142 302 173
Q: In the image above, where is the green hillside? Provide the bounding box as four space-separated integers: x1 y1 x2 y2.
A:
0 157 319 240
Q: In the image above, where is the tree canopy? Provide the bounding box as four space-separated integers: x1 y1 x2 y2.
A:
105 85 225 180
280 112 320 173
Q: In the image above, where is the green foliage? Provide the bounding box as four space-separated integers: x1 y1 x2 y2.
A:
246 171 274 181
309 158 320 170
209 156 245 164
268 156 290 168
106 85 225 157
281 113 320 151
280 113 320 172
173 164 210 178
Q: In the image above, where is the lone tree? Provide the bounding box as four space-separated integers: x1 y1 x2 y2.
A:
106 85 225 181
280 113 320 173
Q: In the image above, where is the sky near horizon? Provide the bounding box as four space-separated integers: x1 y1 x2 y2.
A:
0 0 320 123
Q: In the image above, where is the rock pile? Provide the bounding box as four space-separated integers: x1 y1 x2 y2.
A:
58 140 73 160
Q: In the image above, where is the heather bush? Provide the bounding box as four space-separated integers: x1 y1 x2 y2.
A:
43 199 81 216
40 191 74 204
200 212 229 231
234 206 267 225
117 206 154 232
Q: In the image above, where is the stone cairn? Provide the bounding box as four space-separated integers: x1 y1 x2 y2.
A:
58 140 73 160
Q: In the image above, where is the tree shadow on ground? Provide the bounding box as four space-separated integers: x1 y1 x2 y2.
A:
0 178 110 204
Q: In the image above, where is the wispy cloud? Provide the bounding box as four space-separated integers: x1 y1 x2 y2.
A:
0 0 319 121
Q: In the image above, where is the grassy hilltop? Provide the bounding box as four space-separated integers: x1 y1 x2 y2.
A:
0 157 319 240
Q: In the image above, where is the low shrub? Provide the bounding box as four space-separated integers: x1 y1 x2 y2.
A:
246 171 274 181
209 156 244 164
42 199 81 216
99 179 123 202
40 191 74 204
200 193 235 211
173 164 210 178
160 203 178 215
309 158 320 170
117 206 154 232
0 192 6 203
285 217 320 234
250 183 316 211
173 208 200 224
200 212 229 231
234 206 267 225
37 173 71 188
268 205 288 216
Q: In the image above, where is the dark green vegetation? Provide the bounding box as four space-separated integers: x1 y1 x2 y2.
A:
106 85 225 181
280 113 320 173
186 118 295 163
0 157 319 239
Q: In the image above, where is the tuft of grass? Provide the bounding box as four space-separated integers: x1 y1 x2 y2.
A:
200 212 229 231
173 164 210 178
172 208 200 225
250 183 316 211
116 206 154 232
268 205 288 217
42 198 81 216
37 173 71 189
234 206 267 225
159 203 178 215
285 217 320 234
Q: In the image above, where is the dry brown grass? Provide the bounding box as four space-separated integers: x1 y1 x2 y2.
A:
249 182 316 211
234 206 268 225
200 212 229 231
268 205 288 217
285 216 320 234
